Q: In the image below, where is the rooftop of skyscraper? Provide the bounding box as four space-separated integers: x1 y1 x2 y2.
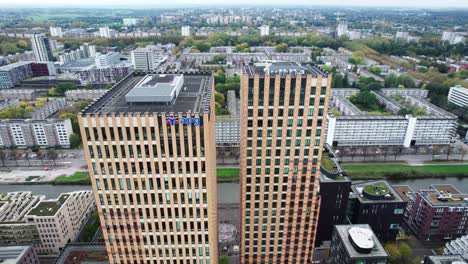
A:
243 61 328 77
81 71 213 115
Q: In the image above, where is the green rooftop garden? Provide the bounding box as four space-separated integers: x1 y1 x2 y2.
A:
27 194 69 217
321 157 339 173
363 182 391 196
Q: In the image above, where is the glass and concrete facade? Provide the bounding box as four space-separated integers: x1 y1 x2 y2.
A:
330 224 389 264
240 62 331 263
131 45 168 71
0 245 39 264
30 33 54 62
0 119 73 148
79 71 218 263
0 192 43 246
448 85 468 108
25 191 95 255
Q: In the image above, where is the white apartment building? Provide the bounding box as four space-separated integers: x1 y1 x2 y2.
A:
49 27 63 38
215 115 240 146
0 119 73 148
65 89 107 101
181 25 191 36
94 52 121 68
336 18 348 37
259 25 269 36
123 18 139 26
442 31 466 45
30 33 54 62
25 191 95 255
99 26 112 38
448 85 468 107
131 45 167 71
326 89 458 147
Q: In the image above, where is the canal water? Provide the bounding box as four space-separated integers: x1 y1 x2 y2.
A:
0 178 465 201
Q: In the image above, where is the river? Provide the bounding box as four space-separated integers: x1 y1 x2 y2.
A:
0 178 465 201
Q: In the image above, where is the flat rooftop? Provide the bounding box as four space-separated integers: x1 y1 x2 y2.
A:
243 61 327 78
334 224 389 259
82 72 213 115
26 193 69 217
0 246 32 263
352 180 404 203
393 185 414 203
421 186 468 206
0 61 32 71
54 243 108 264
425 255 467 264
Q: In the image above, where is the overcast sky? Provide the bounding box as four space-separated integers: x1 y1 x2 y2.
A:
1 0 468 8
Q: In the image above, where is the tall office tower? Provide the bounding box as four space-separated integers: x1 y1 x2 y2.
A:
79 72 218 264
30 33 53 62
181 26 191 37
240 62 331 264
336 16 348 38
49 26 63 38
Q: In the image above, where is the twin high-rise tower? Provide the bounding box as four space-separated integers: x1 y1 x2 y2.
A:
79 62 331 264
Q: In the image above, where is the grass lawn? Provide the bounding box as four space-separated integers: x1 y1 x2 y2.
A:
54 171 91 185
343 164 468 180
53 169 240 185
217 168 240 182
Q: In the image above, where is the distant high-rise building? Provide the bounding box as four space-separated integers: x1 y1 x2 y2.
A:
336 18 348 38
99 26 112 38
30 33 54 62
131 45 167 71
442 31 466 45
123 18 139 26
181 26 191 36
94 52 121 68
259 25 269 36
79 72 218 263
240 62 331 263
80 43 97 58
49 26 63 38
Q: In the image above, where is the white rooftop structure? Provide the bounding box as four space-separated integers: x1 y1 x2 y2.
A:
348 227 375 252
125 74 184 104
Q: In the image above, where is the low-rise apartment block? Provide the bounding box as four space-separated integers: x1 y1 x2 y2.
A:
330 224 389 264
31 98 66 119
25 191 95 255
215 115 240 146
0 89 37 101
65 89 107 101
395 185 468 241
0 245 39 264
424 255 467 264
0 119 73 148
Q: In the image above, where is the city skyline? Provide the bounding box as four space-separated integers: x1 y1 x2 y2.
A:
2 0 468 8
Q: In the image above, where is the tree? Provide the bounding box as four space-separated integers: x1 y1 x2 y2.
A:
10 149 18 166
348 55 363 65
349 91 377 106
0 149 6 166
219 256 230 264
215 92 225 105
48 150 58 166
399 242 413 263
48 87 57 96
275 43 288 53
437 63 449 73
24 150 31 166
55 82 76 96
384 243 401 264
69 134 82 149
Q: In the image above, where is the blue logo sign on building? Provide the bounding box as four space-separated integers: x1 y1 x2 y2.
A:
166 114 200 126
